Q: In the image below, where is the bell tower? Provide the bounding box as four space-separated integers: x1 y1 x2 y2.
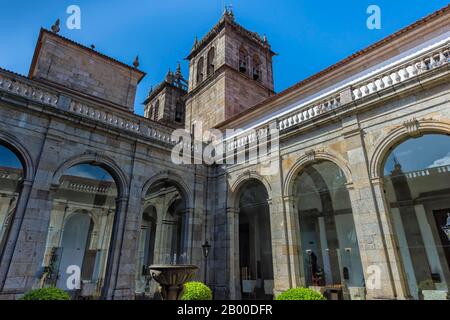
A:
185 9 275 132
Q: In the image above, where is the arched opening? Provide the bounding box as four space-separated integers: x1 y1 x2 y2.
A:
252 54 261 81
196 57 204 84
207 47 215 76
382 134 450 300
239 46 248 74
0 144 24 249
135 179 188 299
237 179 274 300
40 163 117 299
153 100 160 121
294 161 364 300
175 100 184 124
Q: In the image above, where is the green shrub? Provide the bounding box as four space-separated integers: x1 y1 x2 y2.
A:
21 287 71 300
276 287 326 300
181 282 213 300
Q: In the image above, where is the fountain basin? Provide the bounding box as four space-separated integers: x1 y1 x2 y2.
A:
149 264 198 300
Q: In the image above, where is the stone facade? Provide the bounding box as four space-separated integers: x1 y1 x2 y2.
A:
0 6 450 300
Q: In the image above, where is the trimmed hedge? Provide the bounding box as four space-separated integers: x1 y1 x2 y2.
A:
276 287 326 300
181 282 213 300
21 287 71 300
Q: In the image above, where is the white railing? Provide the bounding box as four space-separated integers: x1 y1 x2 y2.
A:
278 94 341 131
352 44 449 100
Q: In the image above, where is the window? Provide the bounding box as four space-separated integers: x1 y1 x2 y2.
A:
154 100 160 121
207 47 215 76
175 101 184 123
239 46 248 74
196 57 204 84
252 54 261 81
149 106 154 120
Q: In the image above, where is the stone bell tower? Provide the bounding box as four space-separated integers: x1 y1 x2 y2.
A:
184 9 275 132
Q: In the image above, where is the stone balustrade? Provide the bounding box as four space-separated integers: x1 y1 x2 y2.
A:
278 94 341 131
223 41 450 153
352 43 449 100
0 70 177 147
68 182 111 194
0 73 58 106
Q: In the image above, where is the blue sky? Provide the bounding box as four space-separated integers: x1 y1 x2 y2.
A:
0 0 448 116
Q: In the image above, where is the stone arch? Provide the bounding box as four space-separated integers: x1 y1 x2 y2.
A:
51 152 129 198
0 130 35 182
142 171 194 209
283 150 352 197
229 171 272 209
369 118 450 179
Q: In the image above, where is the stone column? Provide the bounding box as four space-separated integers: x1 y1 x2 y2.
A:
268 196 293 296
227 207 241 300
342 117 408 299
184 208 195 264
370 178 410 299
0 180 33 291
0 181 56 298
103 196 128 300
283 196 305 287
109 185 144 300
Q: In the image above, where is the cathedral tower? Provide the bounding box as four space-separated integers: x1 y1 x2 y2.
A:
185 9 275 132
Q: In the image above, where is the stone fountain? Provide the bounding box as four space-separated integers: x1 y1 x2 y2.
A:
149 264 198 300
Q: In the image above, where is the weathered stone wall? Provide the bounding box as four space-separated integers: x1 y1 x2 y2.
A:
30 31 143 111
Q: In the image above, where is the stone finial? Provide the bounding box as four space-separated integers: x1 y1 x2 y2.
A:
263 34 268 44
148 86 153 96
51 19 60 33
133 56 140 68
176 62 182 76
193 36 199 47
90 44 96 50
224 4 234 19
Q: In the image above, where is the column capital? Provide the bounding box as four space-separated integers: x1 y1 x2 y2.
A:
226 207 239 215
283 195 296 203
370 176 385 187
345 181 355 191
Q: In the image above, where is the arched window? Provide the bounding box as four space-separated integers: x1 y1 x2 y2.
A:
41 163 118 297
294 161 364 296
175 101 184 123
239 46 248 74
383 134 450 299
207 47 215 76
149 105 154 119
196 57 204 84
154 100 160 121
0 144 23 248
252 54 261 81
